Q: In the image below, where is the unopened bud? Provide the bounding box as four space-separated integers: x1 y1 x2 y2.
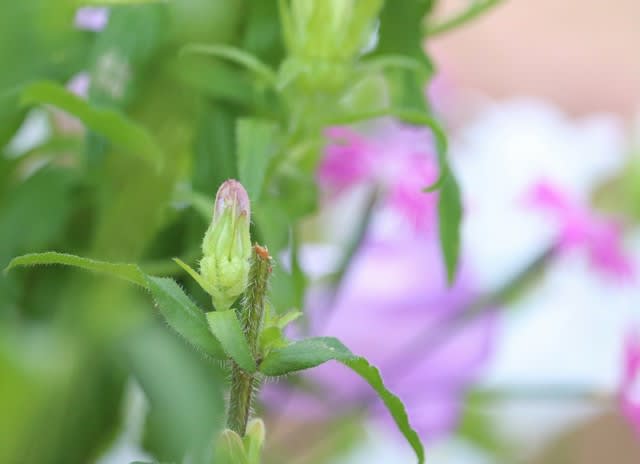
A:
244 418 266 463
200 180 252 310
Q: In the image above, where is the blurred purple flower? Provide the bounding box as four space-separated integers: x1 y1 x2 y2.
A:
264 237 495 441
621 330 640 436
318 123 439 233
67 72 90 98
528 180 634 279
75 7 109 31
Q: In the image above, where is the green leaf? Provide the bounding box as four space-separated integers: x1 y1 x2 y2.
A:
4 252 146 287
172 257 212 295
145 276 225 360
173 56 254 107
20 81 162 168
236 118 279 204
192 102 238 196
126 325 226 461
206 311 256 373
276 310 302 329
425 0 504 37
0 167 75 261
181 44 278 88
4 252 227 360
374 0 435 112
259 337 424 463
258 326 286 356
242 0 285 67
438 170 462 285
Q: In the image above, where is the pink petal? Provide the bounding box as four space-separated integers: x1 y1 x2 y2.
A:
621 330 640 436
318 123 441 233
528 180 634 280
317 126 375 190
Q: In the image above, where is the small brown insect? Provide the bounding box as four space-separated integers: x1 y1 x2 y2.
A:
254 244 270 260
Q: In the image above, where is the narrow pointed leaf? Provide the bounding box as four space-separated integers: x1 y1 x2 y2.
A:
206 311 257 373
181 44 277 87
4 252 146 286
173 257 212 295
20 81 162 168
438 171 462 284
145 276 225 360
259 337 424 463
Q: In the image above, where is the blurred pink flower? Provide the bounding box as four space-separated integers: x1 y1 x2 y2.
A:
263 238 495 441
75 7 109 31
318 123 439 233
528 180 634 279
620 330 640 436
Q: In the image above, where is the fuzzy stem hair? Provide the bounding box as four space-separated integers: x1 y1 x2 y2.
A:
226 244 271 436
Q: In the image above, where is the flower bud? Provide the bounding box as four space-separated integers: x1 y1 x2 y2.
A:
243 418 266 463
200 180 252 310
278 0 383 92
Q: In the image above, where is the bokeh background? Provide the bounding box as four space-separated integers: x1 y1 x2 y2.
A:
1 1 639 463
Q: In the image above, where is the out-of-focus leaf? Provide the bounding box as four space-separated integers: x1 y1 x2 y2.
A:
166 0 245 45
438 170 462 284
374 0 435 112
146 276 225 360
425 0 504 37
20 81 163 168
181 44 278 87
0 167 76 316
275 170 318 219
173 184 213 222
236 118 279 204
0 328 76 464
0 1 87 146
259 337 425 464
458 390 512 458
253 196 289 252
127 325 225 461
0 167 75 258
268 266 297 315
0 327 126 464
206 310 256 373
87 3 167 108
192 102 238 196
172 57 254 106
242 0 285 67
5 252 146 286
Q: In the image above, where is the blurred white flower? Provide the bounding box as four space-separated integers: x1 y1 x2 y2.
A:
450 97 640 454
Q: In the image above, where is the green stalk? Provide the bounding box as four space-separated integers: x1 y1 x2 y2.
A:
424 0 504 37
227 244 272 436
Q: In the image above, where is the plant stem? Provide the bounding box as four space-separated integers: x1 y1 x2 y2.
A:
424 0 504 37
227 244 272 436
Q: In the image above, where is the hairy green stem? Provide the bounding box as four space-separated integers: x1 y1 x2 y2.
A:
227 244 272 436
